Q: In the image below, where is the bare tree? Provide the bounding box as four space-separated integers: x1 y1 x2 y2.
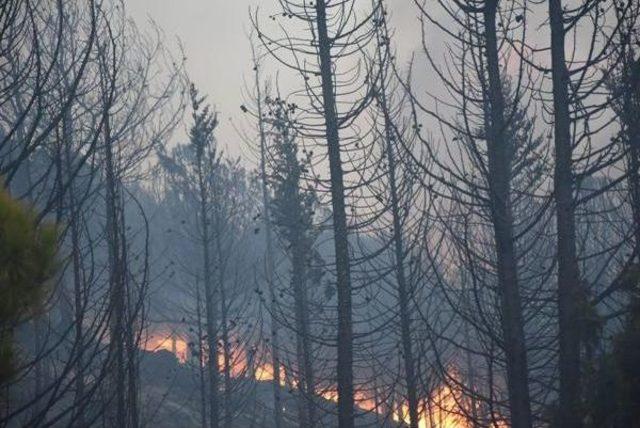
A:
253 2 382 424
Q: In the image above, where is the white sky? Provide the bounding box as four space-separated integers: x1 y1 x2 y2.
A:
125 1 591 167
126 0 427 159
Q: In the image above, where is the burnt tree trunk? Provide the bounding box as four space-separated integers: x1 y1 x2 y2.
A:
255 61 284 427
63 108 87 428
196 284 208 428
219 263 232 428
314 2 354 425
103 102 127 428
548 1 583 426
377 82 420 428
483 3 532 428
291 237 316 428
197 151 220 428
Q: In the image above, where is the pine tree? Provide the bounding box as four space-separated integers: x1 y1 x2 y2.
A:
267 97 318 428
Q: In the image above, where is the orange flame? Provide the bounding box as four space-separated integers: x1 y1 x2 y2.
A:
253 361 288 387
143 329 505 428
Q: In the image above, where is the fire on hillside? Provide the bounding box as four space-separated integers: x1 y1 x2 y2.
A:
142 327 507 428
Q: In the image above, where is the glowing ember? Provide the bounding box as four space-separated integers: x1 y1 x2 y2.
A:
254 362 288 387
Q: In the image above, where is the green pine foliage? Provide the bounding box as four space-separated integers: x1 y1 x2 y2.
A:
0 187 57 384
267 97 316 246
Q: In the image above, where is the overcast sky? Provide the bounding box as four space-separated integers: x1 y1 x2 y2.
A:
125 0 574 167
126 0 428 158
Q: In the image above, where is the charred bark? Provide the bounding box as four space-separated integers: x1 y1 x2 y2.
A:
548 1 583 426
483 3 532 427
314 2 354 425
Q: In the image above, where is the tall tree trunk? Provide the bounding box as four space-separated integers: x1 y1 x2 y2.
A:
197 153 220 428
254 58 284 428
622 55 640 258
383 135 420 428
211 167 232 428
463 320 480 428
103 106 127 428
69 206 86 426
219 265 233 428
627 135 640 257
196 284 208 428
64 122 86 427
375 36 420 427
291 239 315 428
482 3 533 428
314 2 354 425
120 211 139 428
548 1 583 426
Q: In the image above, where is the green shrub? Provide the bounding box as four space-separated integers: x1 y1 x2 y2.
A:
0 188 57 384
